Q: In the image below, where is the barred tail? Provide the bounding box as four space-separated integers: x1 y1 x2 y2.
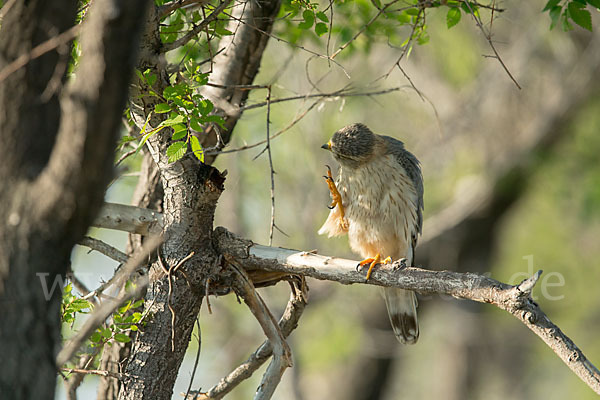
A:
383 287 419 344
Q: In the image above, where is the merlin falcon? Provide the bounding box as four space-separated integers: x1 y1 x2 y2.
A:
319 123 424 344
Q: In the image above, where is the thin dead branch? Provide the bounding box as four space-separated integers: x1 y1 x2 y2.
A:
462 1 521 89
79 236 128 263
265 86 276 246
229 262 293 400
189 278 306 399
0 23 81 83
159 0 211 19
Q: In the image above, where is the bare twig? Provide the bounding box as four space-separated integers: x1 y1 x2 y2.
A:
330 0 405 60
158 248 196 352
381 8 422 80
63 352 95 400
184 317 202 399
0 23 81 83
0 0 19 19
240 86 404 112
161 0 233 53
219 8 349 78
56 236 163 367
159 0 211 18
462 0 521 89
229 262 293 400
266 86 276 246
62 367 132 381
191 275 306 399
206 97 324 157
78 236 128 263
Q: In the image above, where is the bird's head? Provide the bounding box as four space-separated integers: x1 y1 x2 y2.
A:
321 123 376 168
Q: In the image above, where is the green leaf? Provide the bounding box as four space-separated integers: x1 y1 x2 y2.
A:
154 103 171 113
166 141 187 163
562 9 574 30
101 327 112 338
446 8 461 28
90 332 102 343
543 0 562 11
568 2 592 31
298 10 314 29
397 11 412 24
130 325 139 332
190 116 203 132
143 69 157 87
114 333 131 343
417 32 430 45
204 115 225 128
172 124 187 140
215 21 234 36
196 99 214 116
405 8 420 15
119 135 137 145
132 300 144 309
190 135 204 162
71 299 91 311
316 11 329 22
162 114 185 126
549 5 562 29
315 22 328 36
587 0 600 8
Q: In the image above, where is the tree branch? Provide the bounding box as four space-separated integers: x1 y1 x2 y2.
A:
190 282 306 399
213 228 600 395
94 202 163 235
158 0 211 19
161 0 232 53
79 236 129 264
230 263 293 400
88 204 600 395
187 281 305 399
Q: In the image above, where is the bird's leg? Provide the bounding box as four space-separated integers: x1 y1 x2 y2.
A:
323 165 348 230
356 254 393 280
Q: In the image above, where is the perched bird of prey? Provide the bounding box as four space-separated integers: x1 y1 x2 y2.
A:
319 123 424 344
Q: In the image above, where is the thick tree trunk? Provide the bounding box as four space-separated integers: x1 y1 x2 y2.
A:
107 1 282 398
0 0 149 398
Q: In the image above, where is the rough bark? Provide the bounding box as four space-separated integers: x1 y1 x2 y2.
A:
0 0 149 398
200 0 283 164
102 1 283 398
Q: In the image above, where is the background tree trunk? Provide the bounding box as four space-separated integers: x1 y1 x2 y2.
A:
0 0 149 398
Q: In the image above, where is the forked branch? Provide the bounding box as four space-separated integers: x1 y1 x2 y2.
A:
89 204 600 395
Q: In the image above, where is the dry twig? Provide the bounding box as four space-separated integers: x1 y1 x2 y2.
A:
189 276 306 399
229 262 293 400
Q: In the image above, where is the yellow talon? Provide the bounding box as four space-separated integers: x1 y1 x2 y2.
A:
357 254 392 280
323 165 348 230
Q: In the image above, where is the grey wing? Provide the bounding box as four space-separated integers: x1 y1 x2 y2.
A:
380 135 424 237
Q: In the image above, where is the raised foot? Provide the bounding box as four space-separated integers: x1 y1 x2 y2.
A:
323 165 348 230
356 254 392 280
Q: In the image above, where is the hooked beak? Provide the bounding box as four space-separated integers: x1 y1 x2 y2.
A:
321 141 332 150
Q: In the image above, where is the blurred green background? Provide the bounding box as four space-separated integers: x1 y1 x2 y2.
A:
65 0 600 398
